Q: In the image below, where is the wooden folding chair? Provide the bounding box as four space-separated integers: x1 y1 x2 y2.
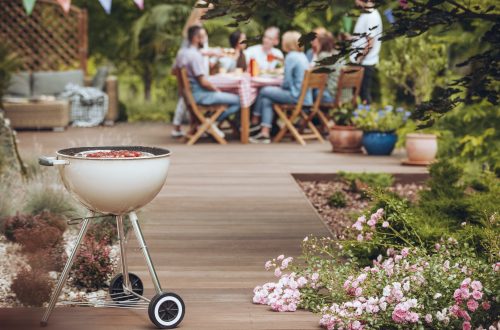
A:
319 66 365 129
175 68 228 145
273 70 328 145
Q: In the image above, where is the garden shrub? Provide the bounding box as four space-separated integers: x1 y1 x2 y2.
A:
328 191 347 208
26 246 67 272
254 210 500 329
11 268 53 307
24 185 79 219
3 211 67 242
338 172 394 195
87 216 131 245
14 223 63 253
71 236 114 290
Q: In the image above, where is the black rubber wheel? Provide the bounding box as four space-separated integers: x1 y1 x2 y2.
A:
148 292 185 329
108 273 144 302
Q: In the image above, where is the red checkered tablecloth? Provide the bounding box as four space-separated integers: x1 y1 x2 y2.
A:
208 73 283 108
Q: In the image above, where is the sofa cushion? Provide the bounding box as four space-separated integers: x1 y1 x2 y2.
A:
6 72 31 97
32 70 84 96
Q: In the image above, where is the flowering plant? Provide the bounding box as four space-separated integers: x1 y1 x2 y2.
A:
353 105 411 132
252 208 500 329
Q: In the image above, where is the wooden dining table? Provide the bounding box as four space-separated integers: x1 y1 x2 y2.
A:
208 73 283 143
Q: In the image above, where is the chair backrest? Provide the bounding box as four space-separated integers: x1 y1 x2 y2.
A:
294 70 328 117
177 68 198 112
335 66 364 108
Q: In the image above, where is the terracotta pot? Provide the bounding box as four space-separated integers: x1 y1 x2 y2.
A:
328 125 363 153
405 133 437 164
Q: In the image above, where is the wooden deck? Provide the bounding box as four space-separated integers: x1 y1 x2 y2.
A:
2 123 426 330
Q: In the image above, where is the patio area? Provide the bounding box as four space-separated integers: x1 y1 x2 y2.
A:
1 123 425 329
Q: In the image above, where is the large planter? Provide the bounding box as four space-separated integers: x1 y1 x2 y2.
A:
328 125 363 153
404 133 437 165
362 131 397 156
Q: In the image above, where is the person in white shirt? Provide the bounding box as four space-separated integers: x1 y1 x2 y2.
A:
349 0 382 104
245 27 284 71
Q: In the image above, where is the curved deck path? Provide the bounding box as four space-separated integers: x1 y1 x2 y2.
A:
2 123 426 330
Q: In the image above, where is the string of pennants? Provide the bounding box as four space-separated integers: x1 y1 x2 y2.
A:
22 0 145 15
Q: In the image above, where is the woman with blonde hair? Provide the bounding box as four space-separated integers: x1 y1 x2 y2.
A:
250 31 312 143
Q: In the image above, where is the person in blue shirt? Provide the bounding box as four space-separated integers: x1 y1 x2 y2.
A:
250 31 312 144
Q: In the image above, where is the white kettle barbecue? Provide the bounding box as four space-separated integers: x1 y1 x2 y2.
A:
39 146 185 329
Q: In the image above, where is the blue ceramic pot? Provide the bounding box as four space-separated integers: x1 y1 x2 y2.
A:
362 131 398 155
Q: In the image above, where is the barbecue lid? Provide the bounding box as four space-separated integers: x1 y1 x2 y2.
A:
57 146 171 159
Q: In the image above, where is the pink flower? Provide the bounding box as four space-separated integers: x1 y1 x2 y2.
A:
435 243 441 250
357 234 364 242
472 290 483 300
461 278 471 288
352 221 363 231
382 221 389 228
482 301 491 310
265 260 273 270
311 273 319 282
460 288 470 300
425 314 432 323
354 287 363 297
351 320 362 329
357 215 367 223
367 219 376 227
281 257 293 269
470 280 482 291
401 248 409 257
277 255 285 261
466 299 478 312
274 268 282 277
462 321 471 330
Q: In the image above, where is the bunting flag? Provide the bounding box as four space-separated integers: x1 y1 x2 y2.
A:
57 0 71 13
133 0 144 10
22 0 37 15
98 0 112 14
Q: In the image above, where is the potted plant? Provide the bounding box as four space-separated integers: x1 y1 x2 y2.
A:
398 120 438 165
353 105 409 156
328 105 363 153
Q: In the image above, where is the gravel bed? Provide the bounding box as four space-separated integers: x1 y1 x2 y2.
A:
298 180 424 237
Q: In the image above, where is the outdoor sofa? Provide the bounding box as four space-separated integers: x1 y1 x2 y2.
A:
2 69 118 130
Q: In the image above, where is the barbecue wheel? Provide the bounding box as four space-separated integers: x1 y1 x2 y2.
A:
148 292 185 329
109 273 144 302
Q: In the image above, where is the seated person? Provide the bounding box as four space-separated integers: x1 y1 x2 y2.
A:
306 27 327 64
218 30 248 72
249 31 312 144
174 26 240 137
245 27 284 71
314 32 351 104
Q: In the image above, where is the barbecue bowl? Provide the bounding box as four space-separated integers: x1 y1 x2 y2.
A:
39 146 171 215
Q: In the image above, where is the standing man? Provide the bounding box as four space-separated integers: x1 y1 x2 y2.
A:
174 25 240 136
245 27 284 71
350 0 382 104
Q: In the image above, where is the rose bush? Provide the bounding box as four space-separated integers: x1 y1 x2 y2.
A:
253 209 499 329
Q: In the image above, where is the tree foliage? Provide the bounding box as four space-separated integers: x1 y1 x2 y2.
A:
203 0 499 126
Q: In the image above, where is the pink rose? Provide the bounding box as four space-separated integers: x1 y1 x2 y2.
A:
466 299 478 312
357 234 364 242
470 280 482 291
277 255 285 261
265 260 273 270
482 301 491 310
382 221 389 228
274 268 282 277
401 248 409 257
355 287 363 297
461 278 471 288
472 290 483 300
462 321 471 330
425 314 432 323
392 308 408 323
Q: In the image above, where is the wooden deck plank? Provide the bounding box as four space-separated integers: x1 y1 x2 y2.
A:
2 123 426 330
